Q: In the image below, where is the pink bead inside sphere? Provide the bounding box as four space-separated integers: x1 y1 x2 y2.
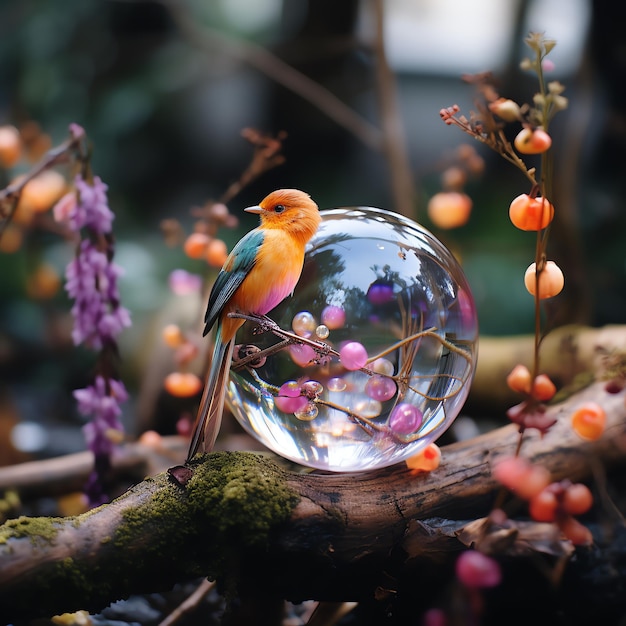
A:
321 305 346 329
389 403 423 434
339 341 368 370
365 375 397 401
289 344 317 367
275 382 308 413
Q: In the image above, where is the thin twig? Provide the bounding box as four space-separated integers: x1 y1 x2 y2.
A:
0 124 85 239
158 579 216 626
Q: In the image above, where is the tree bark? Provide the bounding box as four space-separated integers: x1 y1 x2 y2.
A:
1 375 625 623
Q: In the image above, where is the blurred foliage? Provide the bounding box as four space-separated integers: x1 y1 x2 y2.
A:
0 0 625 457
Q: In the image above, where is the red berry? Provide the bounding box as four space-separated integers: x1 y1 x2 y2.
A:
562 483 593 516
529 488 558 522
558 516 593 546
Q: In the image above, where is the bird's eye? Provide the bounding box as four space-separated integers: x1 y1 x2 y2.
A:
274 204 286 213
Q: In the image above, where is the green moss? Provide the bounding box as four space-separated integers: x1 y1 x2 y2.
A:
112 451 299 581
0 452 300 618
0 515 60 545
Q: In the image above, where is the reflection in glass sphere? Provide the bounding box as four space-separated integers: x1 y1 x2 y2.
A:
226 207 479 472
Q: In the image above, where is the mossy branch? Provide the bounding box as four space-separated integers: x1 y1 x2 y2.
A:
1 375 626 622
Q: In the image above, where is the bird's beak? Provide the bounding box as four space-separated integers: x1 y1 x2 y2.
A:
244 205 263 214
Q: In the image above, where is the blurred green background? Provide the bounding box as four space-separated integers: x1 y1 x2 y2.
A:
1 0 625 460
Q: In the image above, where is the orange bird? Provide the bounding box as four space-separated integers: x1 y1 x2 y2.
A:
186 189 321 461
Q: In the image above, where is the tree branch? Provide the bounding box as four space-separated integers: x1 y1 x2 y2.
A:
1 377 625 622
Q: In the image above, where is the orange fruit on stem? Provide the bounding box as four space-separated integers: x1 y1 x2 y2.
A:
524 261 564 299
205 238 228 267
506 364 532 394
509 194 554 231
183 233 210 259
514 127 552 154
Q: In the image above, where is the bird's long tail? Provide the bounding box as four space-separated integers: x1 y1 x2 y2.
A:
186 327 235 462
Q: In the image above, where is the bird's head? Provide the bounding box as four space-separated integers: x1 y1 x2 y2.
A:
245 189 321 242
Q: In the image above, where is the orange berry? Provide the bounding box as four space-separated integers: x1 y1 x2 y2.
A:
524 261 564 299
427 191 472 229
205 238 228 268
164 372 202 397
529 488 558 522
0 125 22 168
532 374 556 402
405 443 441 472
25 263 61 299
562 483 593 516
18 170 67 213
506 364 532 394
162 324 184 348
514 127 552 154
0 224 23 253
183 232 210 259
138 430 163 448
509 194 554 231
571 402 606 440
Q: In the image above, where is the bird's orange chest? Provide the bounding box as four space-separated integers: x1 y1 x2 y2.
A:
229 229 305 316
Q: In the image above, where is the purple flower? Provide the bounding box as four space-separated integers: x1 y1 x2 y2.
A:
74 376 128 457
65 240 131 349
68 175 115 234
62 164 131 506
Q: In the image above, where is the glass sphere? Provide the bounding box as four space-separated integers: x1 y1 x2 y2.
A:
227 207 478 472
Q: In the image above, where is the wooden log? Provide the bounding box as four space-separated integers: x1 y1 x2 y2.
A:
0 381 624 622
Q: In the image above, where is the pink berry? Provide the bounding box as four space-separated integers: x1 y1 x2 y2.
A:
455 550 501 588
339 341 368 370
364 375 397 401
389 403 423 434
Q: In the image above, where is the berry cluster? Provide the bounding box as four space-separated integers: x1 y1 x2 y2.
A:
494 456 593 545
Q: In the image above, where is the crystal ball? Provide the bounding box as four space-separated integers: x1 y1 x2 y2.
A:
226 207 478 472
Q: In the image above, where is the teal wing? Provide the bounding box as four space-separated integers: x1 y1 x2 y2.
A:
203 228 265 336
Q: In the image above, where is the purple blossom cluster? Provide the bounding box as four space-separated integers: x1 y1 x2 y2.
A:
58 169 131 505
65 240 131 349
75 376 128 457
62 174 130 349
